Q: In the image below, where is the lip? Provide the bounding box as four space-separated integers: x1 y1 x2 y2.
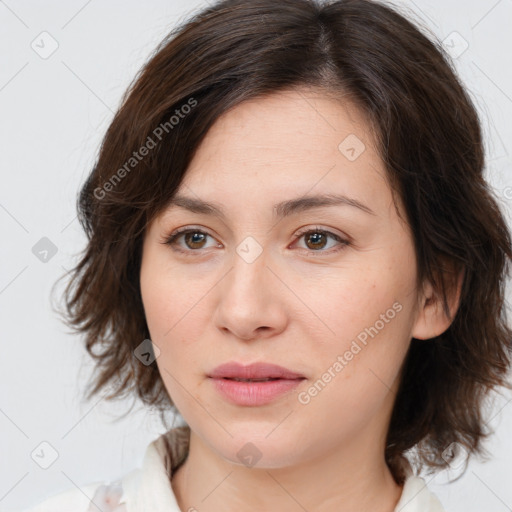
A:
208 361 305 380
208 362 306 406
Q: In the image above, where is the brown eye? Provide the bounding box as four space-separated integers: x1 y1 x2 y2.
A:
164 228 220 255
294 227 349 255
304 232 328 250
183 231 208 249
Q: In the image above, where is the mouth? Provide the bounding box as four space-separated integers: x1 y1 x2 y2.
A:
207 362 306 406
208 361 305 380
220 377 289 382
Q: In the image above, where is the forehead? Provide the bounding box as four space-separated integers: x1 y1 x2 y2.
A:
188 88 376 167
168 88 395 220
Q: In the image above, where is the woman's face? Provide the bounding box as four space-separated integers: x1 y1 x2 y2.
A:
140 88 431 469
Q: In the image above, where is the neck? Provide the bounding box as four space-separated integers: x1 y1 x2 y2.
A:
171 429 403 512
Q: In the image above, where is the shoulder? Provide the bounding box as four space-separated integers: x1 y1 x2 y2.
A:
9 477 134 512
7 426 190 512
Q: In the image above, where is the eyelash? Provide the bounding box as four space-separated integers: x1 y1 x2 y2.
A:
162 226 350 257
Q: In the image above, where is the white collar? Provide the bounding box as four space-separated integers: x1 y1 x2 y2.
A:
118 426 445 512
392 462 445 511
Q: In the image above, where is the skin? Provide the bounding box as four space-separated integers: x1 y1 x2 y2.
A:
139 87 461 512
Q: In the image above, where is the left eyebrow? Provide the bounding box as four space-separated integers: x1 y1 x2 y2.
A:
165 192 376 219
274 193 376 217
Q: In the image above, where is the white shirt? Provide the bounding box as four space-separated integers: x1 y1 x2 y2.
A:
11 426 445 512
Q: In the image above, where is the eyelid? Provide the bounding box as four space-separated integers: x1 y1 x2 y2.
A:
293 225 348 241
161 225 350 256
160 226 221 251
291 225 350 254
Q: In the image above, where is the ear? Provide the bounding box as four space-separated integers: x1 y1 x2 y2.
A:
411 261 464 340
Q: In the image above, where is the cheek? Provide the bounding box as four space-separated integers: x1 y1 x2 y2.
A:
140 247 206 340
295 258 411 346
140 266 204 406
294 284 412 444
140 274 170 338
300 245 416 383
140 255 211 388
140 255 187 382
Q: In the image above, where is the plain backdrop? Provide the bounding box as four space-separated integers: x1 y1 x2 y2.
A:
1 1 511 510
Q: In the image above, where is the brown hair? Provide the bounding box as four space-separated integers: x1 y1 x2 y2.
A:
56 0 512 482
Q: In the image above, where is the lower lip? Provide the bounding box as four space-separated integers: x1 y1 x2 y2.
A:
210 377 304 406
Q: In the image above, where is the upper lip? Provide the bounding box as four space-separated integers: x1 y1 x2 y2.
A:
208 362 305 380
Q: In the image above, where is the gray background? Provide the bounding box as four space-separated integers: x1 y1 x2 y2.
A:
1 1 511 510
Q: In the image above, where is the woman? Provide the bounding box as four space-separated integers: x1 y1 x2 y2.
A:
17 0 512 510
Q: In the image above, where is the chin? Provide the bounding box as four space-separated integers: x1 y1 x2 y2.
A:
210 430 304 470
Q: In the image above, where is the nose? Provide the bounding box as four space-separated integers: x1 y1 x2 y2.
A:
213 246 288 341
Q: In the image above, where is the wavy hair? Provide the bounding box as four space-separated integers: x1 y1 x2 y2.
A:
55 0 512 483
